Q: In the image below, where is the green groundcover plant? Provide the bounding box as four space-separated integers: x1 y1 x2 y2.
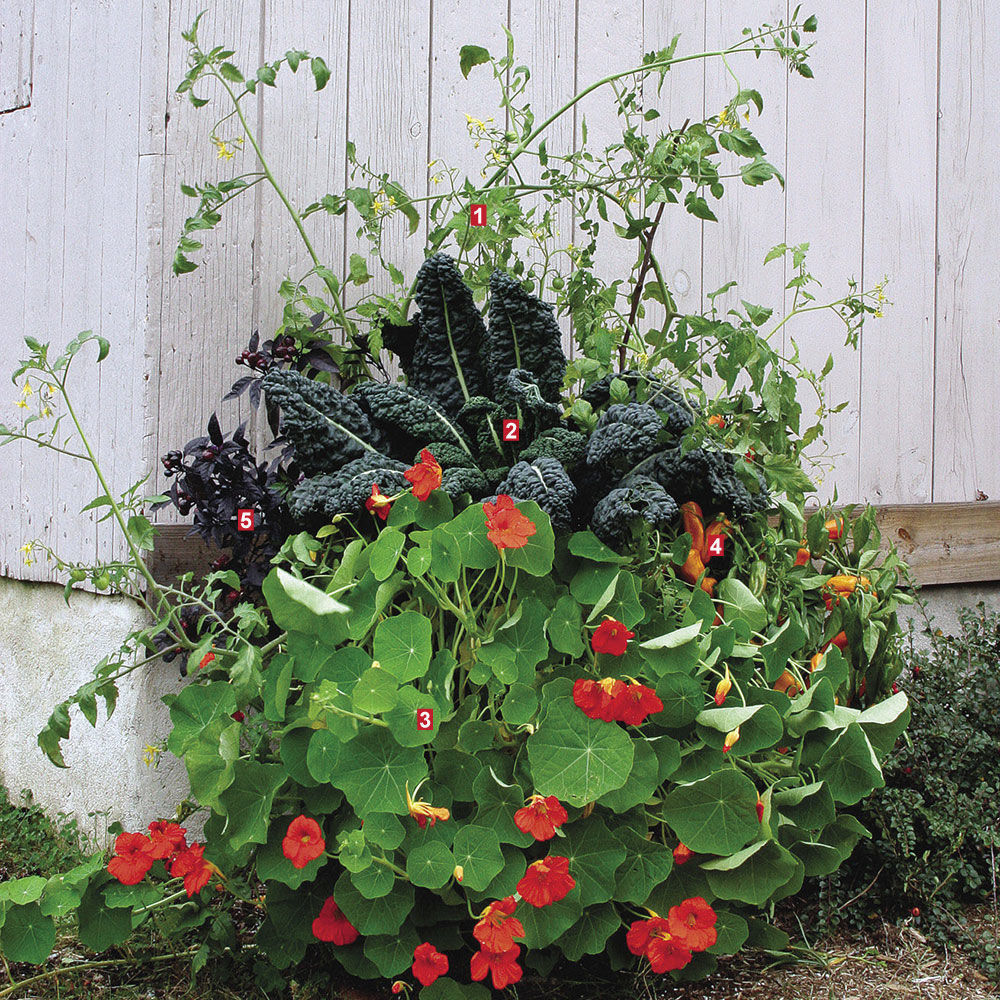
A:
0 10 913 997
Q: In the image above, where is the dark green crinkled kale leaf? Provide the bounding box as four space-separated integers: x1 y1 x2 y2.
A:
487 269 566 403
288 454 408 523
586 403 663 473
408 253 488 414
591 475 679 547
263 369 379 475
494 458 576 533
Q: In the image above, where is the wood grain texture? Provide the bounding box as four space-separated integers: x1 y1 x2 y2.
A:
643 0 706 320
860 0 936 504
148 1 262 513
933 0 1000 502
0 1 33 112
784 1 865 502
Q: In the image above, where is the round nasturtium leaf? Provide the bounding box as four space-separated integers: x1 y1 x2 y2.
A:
547 594 585 656
351 861 396 899
363 925 421 977
817 722 885 804
352 666 400 715
700 839 800 906
332 727 427 817
653 673 704 728
368 527 406 582
503 500 555 576
361 812 405 850
527 699 634 807
333 871 415 936
0 902 55 964
560 816 627 905
663 769 761 855
405 840 455 889
450 824 504 892
558 902 621 962
306 728 342 783
613 827 674 905
597 738 659 812
695 703 784 755
373 611 433 682
439 503 500 569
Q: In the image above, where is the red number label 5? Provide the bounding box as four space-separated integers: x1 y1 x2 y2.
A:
237 509 255 532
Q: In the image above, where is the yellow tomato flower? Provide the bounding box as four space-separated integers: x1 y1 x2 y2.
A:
21 382 33 397
15 398 28 409
19 541 35 566
142 744 163 767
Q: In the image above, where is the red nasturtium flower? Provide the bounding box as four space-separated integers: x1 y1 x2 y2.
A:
591 617 635 656
411 942 449 986
107 832 154 885
406 781 450 830
470 945 523 990
145 821 187 860
573 677 626 722
516 856 576 907
404 449 442 501
365 482 393 520
513 794 568 841
626 915 693 973
714 665 733 707
473 897 524 953
668 897 718 952
311 896 359 945
170 843 219 898
611 682 663 726
482 494 537 550
282 815 325 869
673 842 694 865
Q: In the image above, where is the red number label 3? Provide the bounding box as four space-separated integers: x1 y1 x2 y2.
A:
417 708 434 731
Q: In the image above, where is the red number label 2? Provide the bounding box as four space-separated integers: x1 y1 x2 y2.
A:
706 534 725 558
416 708 434 731
470 204 487 227
237 509 255 532
502 419 520 441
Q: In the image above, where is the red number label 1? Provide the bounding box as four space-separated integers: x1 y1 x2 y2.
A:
706 534 725 558
470 204 487 227
237 509 255 532
416 708 434 731
502 419 520 441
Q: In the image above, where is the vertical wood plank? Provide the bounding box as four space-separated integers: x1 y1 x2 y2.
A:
784 2 865 501
643 1 706 322
507 0 576 354
344 1 430 314
933 0 1000 501
0 1 33 112
150 1 262 509
253 0 350 364
860 0 937 504
702 0 788 319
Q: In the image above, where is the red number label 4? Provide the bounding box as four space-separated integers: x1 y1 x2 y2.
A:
502 419 520 441
470 204 487 227
416 708 434 731
237 509 255 532
706 534 725 558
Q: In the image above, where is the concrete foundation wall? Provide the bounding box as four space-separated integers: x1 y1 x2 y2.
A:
0 578 189 847
0 576 997 843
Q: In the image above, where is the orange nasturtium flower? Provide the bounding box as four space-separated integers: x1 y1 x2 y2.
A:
198 651 216 670
673 842 694 865
516 856 576 907
405 780 450 830
773 668 802 698
404 448 443 501
145 821 188 860
170 843 221 897
107 832 154 885
411 942 449 987
722 726 741 753
573 677 627 722
514 794 568 841
482 494 537 550
714 665 733 706
612 682 663 725
365 482 393 520
707 413 726 429
591 617 636 656
282 815 325 869
667 897 719 952
473 897 525 953
311 896 359 944
470 944 523 990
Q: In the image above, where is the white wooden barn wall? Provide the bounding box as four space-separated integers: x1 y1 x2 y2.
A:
1 0 997 582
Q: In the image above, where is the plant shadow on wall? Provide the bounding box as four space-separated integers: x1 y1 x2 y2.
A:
0 8 915 998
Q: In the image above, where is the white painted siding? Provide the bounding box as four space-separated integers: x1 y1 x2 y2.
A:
2 0 998 582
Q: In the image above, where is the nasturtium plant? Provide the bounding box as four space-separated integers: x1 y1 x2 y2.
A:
0 8 914 997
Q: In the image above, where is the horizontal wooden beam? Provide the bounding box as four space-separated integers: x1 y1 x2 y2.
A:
149 502 1000 588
